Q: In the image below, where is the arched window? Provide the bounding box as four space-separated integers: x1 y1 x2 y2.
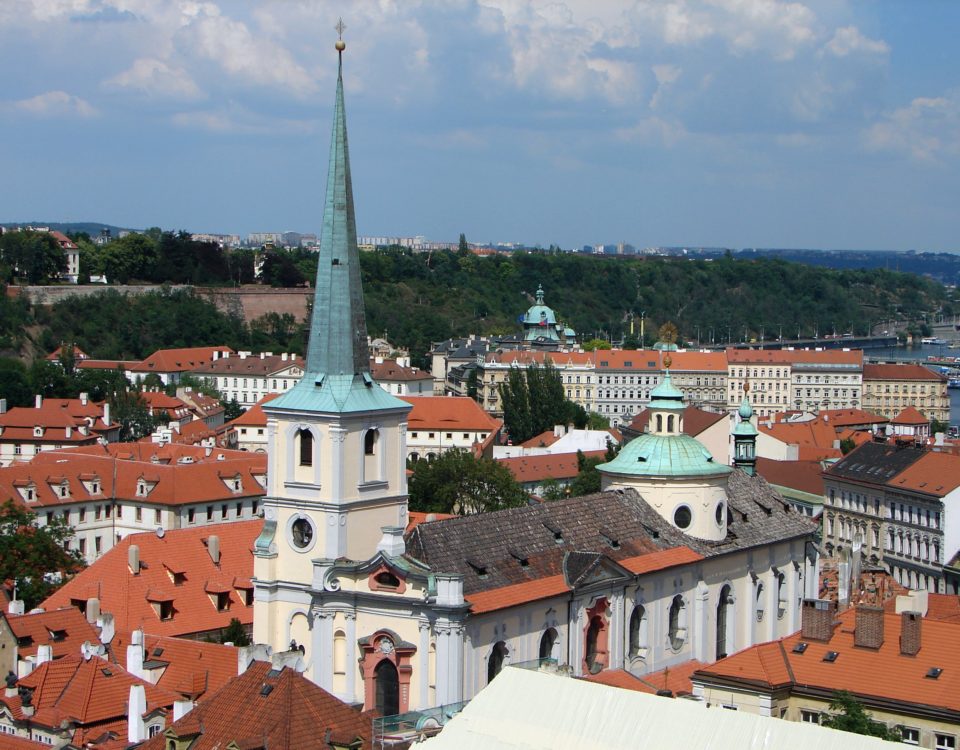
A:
668 595 686 651
628 605 648 659
298 428 313 467
333 630 347 693
777 572 787 620
365 429 378 456
539 628 558 663
667 414 675 433
755 583 765 622
487 641 508 683
375 571 401 589
716 585 733 659
656 414 663 432
374 659 399 716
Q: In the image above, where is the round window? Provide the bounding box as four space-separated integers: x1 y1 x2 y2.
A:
715 502 725 526
673 506 692 529
291 518 314 549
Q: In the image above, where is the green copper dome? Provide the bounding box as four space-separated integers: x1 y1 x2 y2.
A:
597 432 732 478
647 369 685 411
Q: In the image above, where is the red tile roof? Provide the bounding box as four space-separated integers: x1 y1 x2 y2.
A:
885 450 960 497
112 632 238 700
755 458 825 497
583 660 704 696
757 419 842 461
225 393 281 427
486 351 595 367
370 358 431 382
129 347 234 374
863 363 946 382
627 405 726 437
2 607 100 662
405 511 455 533
43 521 261 638
727 348 862 365
892 406 929 425
618 546 703 575
1 655 178 739
694 602 960 714
0 398 117 441
191 353 303 377
401 396 502 433
497 450 605 484
0 443 266 509
137 661 373 750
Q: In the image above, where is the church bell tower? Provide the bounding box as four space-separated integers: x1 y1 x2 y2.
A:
253 32 412 649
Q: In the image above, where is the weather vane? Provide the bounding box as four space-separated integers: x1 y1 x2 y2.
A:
335 17 346 54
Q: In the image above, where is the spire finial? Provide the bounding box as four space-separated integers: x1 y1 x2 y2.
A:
335 17 346 54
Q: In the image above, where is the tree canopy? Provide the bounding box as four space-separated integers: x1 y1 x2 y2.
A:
498 361 588 444
0 501 85 609
408 449 528 514
820 691 900 741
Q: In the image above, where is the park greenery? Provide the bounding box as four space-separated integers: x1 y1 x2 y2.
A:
0 236 951 373
0 500 85 609
408 449 529 514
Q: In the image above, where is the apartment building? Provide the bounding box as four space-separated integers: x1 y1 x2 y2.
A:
862 363 950 423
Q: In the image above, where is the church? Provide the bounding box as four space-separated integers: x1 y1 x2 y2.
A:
251 38 820 718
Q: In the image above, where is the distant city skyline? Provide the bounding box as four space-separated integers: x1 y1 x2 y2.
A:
1 2 959 252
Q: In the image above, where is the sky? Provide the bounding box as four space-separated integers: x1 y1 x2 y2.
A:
1 1 959 252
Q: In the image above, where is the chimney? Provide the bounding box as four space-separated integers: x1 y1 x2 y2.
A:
854 605 884 649
376 526 406 557
207 535 221 565
4 673 16 698
35 394 42 409
0 398 7 414
260 352 265 359
80 392 88 406
7 600 24 616
36 645 53 665
102 402 111 426
173 699 194 721
65 425 72 439
127 684 147 743
282 352 288 361
129 544 140 575
800 598 836 641
126 630 145 679
900 611 922 656
96 612 115 645
85 597 100 624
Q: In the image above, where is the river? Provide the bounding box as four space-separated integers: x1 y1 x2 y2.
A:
865 343 960 425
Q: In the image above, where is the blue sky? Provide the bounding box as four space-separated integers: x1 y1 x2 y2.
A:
1 1 959 251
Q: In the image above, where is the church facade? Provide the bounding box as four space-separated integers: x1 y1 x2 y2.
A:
252 44 820 717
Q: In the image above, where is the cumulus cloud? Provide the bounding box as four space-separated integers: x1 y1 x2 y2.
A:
4 90 98 117
823 26 889 58
105 58 203 99
865 92 960 162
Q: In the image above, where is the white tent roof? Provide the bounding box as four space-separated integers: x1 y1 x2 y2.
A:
418 667 901 750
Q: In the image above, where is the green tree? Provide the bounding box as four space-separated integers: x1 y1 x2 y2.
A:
458 233 469 254
219 617 251 647
820 691 899 740
839 437 857 455
0 357 32 407
582 338 612 351
99 233 157 283
223 398 245 421
931 418 949 436
465 367 480 402
0 231 66 284
0 501 85 609
408 449 528 514
568 442 618 498
499 361 585 444
110 390 158 441
499 367 533 443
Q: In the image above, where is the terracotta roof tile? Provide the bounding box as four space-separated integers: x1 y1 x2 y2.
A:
886 450 960 496
497 450 605 484
755 458 826 497
583 660 704 696
43 521 261 637
136 661 373 750
695 603 960 714
892 406 929 425
2 607 99 662
129 347 234 374
863 363 945 382
401 396 501 432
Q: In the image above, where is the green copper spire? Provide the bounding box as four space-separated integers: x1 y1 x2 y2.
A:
269 41 408 415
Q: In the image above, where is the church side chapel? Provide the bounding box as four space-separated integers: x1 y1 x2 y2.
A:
252 30 820 718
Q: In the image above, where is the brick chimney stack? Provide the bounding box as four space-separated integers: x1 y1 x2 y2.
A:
854 605 884 649
801 598 836 641
900 611 922 656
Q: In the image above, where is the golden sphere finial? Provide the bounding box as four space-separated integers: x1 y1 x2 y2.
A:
335 39 346 52
663 354 672 370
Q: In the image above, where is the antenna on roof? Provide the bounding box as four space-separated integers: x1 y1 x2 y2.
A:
156 527 165 538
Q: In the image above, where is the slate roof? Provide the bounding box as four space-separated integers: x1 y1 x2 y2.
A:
824 441 925 484
137 661 373 750
406 471 815 597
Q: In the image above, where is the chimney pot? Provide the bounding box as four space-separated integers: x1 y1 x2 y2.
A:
128 544 140 575
35 395 42 409
85 598 100 624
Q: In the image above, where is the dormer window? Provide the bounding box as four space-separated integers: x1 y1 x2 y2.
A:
58 482 70 499
33 426 43 438
136 481 148 497
26 488 35 502
375 571 401 588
